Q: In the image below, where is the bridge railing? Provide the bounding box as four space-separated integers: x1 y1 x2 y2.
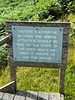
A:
0 34 12 46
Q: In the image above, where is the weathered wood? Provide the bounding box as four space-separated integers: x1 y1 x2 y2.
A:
0 92 4 100
38 92 49 100
63 28 70 35
14 95 25 100
10 66 16 93
16 90 27 97
59 69 65 94
7 50 68 60
63 43 69 47
7 46 69 59
0 91 64 100
6 21 70 70
14 90 26 100
0 81 16 94
6 28 70 35
49 93 60 100
6 21 70 30
2 93 14 100
8 55 67 69
26 91 38 100
7 44 69 50
10 66 16 81
63 36 69 44
0 34 12 46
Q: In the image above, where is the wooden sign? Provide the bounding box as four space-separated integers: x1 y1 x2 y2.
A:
12 26 63 63
6 20 70 69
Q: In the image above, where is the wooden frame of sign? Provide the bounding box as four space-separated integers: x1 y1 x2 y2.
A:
6 19 70 94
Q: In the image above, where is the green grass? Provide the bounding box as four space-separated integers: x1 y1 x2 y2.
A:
16 67 59 92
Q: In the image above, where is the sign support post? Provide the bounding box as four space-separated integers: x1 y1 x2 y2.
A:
59 69 65 94
5 20 70 95
10 65 17 93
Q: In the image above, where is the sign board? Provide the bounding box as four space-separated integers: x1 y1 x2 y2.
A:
6 21 70 69
12 26 63 63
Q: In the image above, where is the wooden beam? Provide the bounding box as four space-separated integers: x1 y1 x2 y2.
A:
26 91 38 100
0 81 16 94
38 92 49 100
59 69 65 94
0 92 4 100
10 66 17 92
49 93 60 100
0 34 12 46
2 93 15 100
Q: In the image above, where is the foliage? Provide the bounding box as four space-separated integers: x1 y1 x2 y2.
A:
0 45 7 69
58 0 75 13
0 0 74 35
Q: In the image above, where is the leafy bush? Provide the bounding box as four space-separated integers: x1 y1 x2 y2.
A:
58 0 75 13
0 21 6 36
37 1 62 20
0 45 7 69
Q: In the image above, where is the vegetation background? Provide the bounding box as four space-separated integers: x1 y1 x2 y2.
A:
0 0 75 100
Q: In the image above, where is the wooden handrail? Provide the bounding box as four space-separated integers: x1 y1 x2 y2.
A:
0 34 12 46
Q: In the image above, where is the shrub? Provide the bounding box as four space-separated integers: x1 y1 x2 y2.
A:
58 0 75 13
0 45 7 69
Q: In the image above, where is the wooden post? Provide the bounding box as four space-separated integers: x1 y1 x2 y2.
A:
59 69 65 94
10 66 16 93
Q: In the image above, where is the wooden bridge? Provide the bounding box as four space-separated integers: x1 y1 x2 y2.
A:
0 91 64 100
0 81 64 100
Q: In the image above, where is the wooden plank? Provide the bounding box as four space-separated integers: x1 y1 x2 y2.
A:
0 81 16 94
49 93 60 100
16 90 27 97
7 49 68 60
0 91 64 100
7 47 13 55
38 92 49 100
10 66 16 92
6 30 12 34
26 91 38 100
0 34 12 46
6 20 70 30
10 66 16 82
62 52 68 59
0 92 4 100
2 93 14 100
63 36 69 44
63 43 69 47
7 43 69 50
59 69 65 94
14 95 25 100
63 28 70 35
8 55 67 69
7 28 70 35
14 90 26 100
7 46 69 58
